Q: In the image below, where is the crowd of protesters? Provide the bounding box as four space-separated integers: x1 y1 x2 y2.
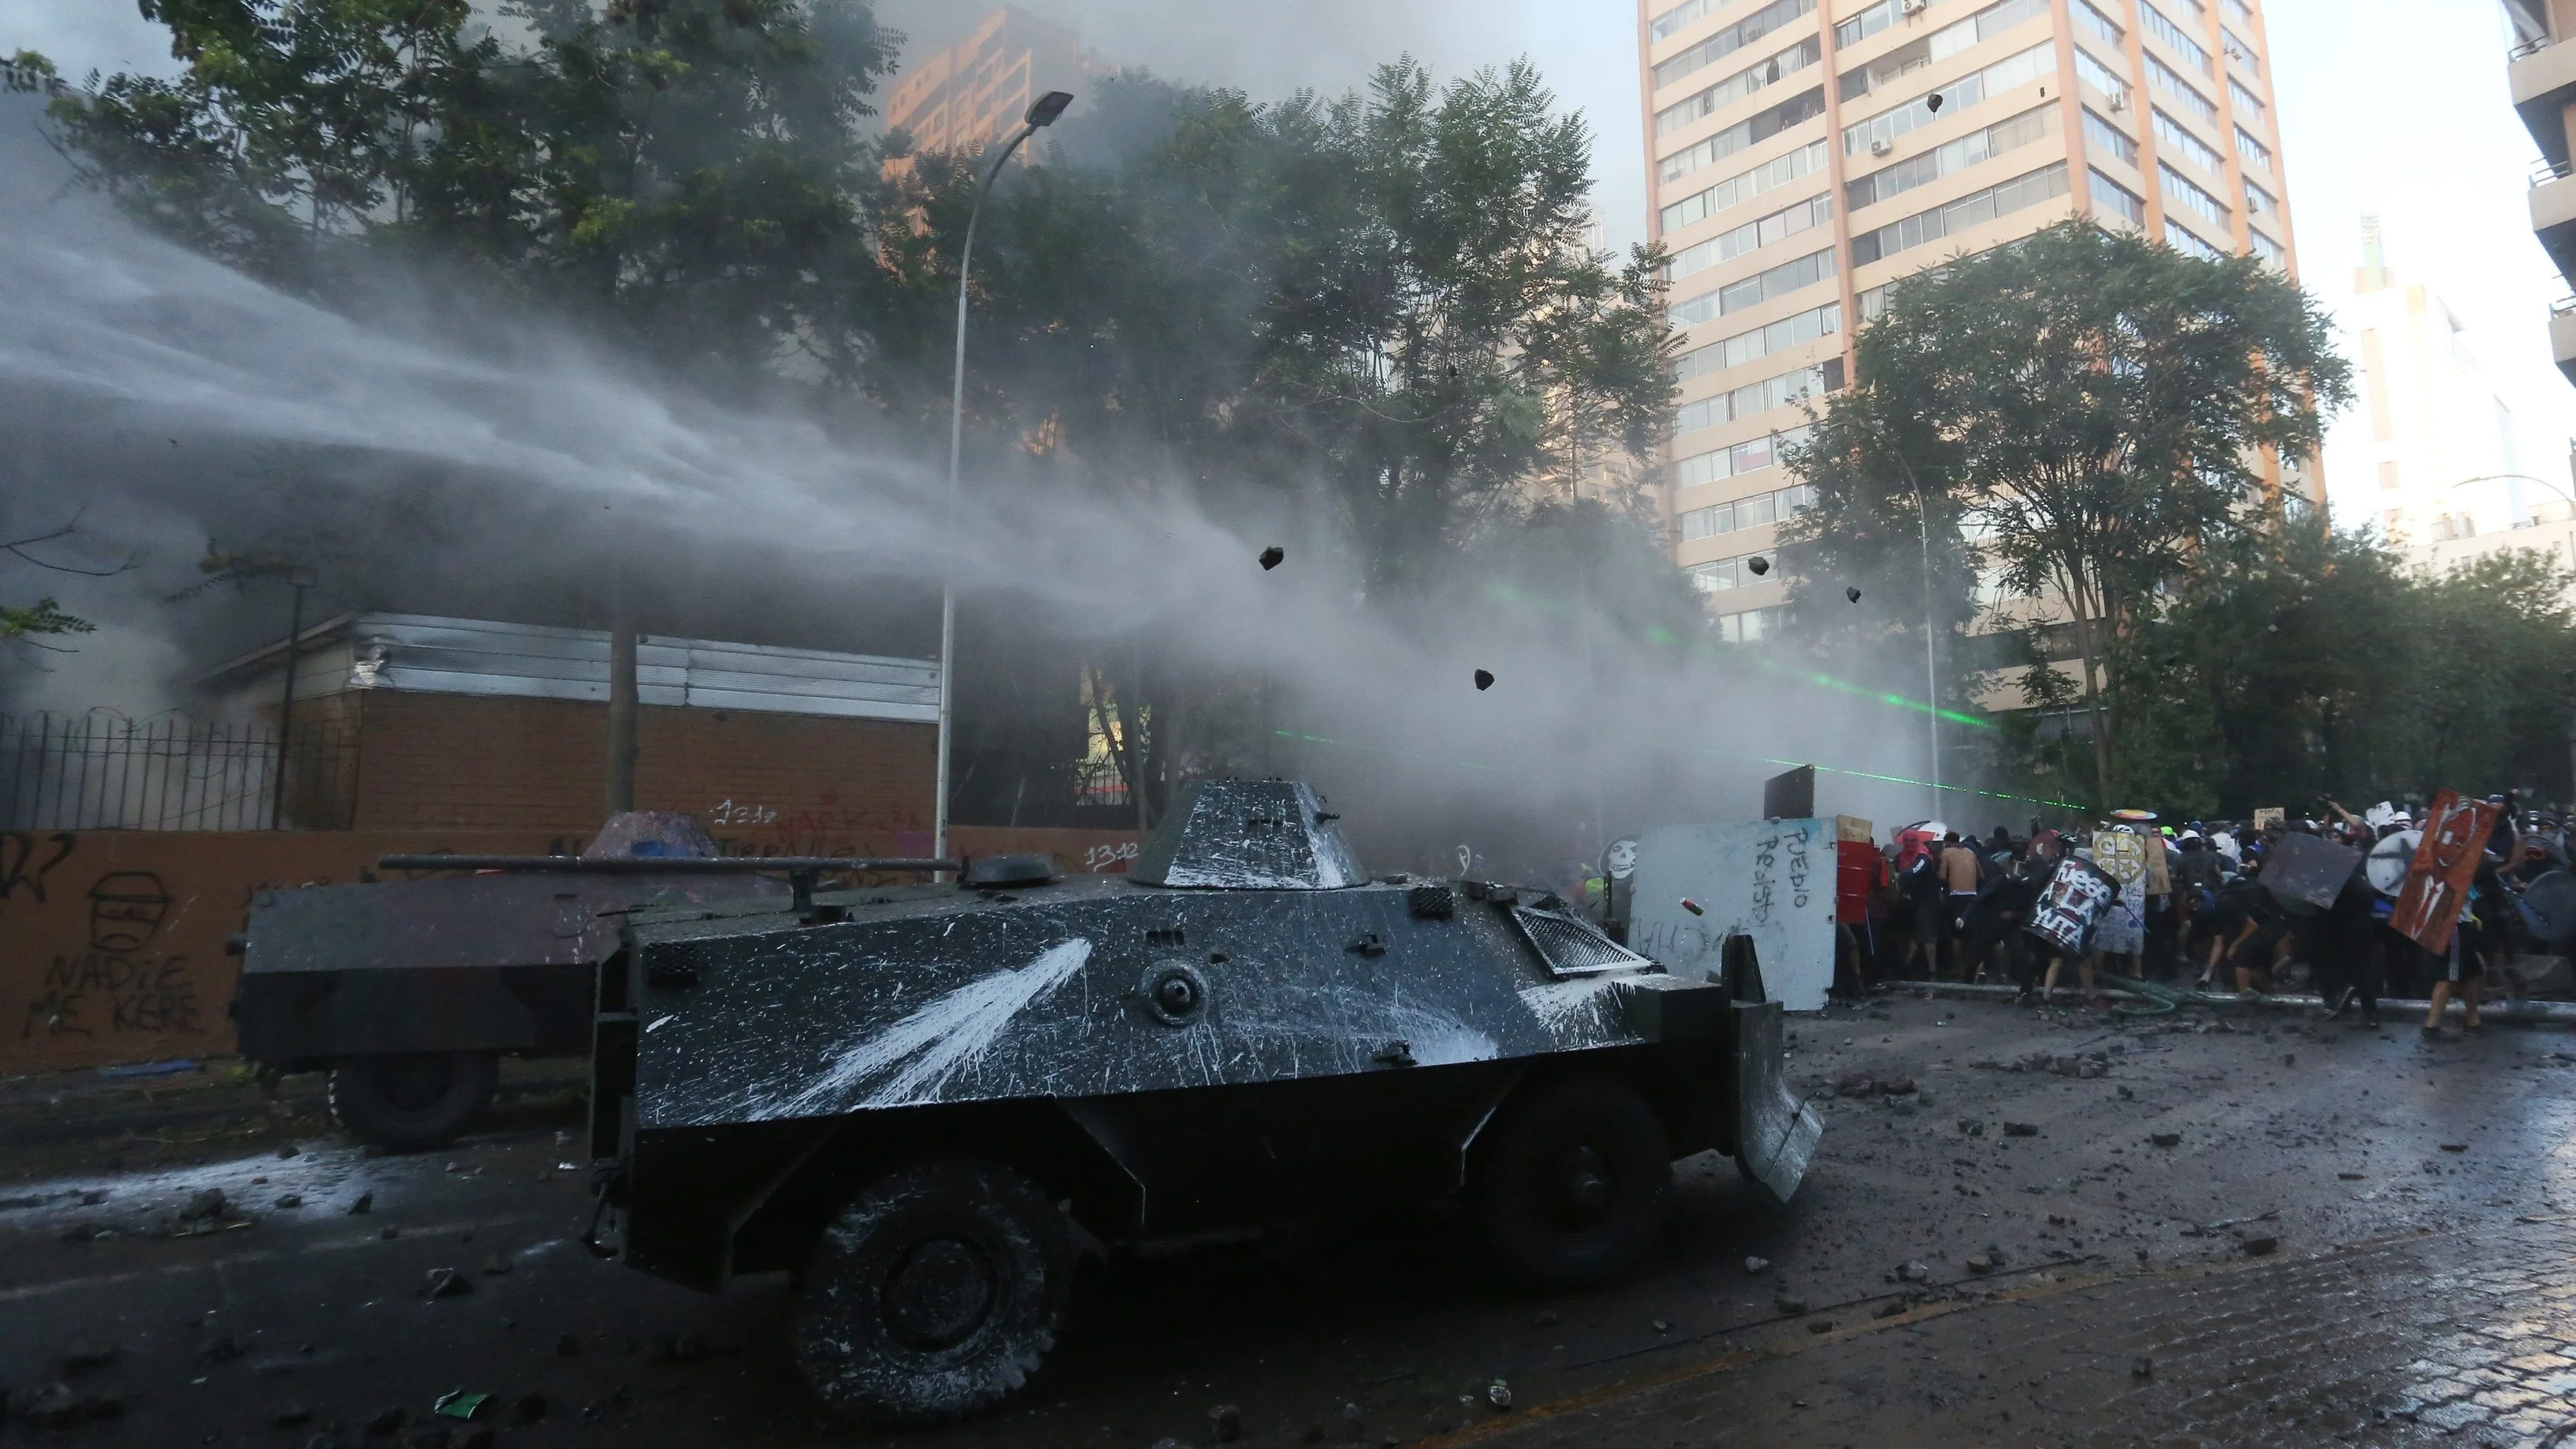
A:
1844 798 2573 1035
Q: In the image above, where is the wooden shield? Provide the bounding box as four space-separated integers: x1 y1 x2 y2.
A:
2388 790 2499 955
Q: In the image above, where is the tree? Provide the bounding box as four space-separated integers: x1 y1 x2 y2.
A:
41 0 904 377
1782 221 2351 804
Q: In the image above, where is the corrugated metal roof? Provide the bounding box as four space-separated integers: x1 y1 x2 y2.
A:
201 614 938 724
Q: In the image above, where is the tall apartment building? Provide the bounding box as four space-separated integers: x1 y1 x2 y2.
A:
883 7 1099 169
2506 0 2576 386
2347 218 2525 551
1637 0 2304 643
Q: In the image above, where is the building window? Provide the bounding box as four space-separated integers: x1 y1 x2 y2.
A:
2076 0 2126 49
2234 125 2272 171
2073 46 2129 105
2083 109 2140 168
1674 358 1847 433
1838 0 2050 102
2223 0 2254 21
2092 169 2147 228
1842 44 2054 157
1834 0 1901 49
1652 0 1818 86
1688 553 1769 592
1670 247 1838 327
2164 218 2224 260
1847 105 2059 211
1712 605 1787 642
1660 140 1830 234
2159 162 2230 229
1656 35 1824 137
2248 228 2285 269
1674 426 1816 483
1659 87 1828 186
1674 303 1843 385
2220 24 2260 73
2151 107 2226 175
2148 54 2218 125
2142 3 2213 74
1678 481 1820 539
1667 194 1836 283
1850 162 2070 266
2242 177 2275 220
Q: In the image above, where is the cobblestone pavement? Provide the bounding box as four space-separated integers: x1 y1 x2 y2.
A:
1454 1216 2576 1449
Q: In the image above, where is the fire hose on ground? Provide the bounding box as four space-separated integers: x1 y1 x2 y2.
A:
1876 979 2576 1024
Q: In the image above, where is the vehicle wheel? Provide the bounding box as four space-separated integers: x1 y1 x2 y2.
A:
1471 1074 1671 1292
325 1051 499 1150
790 1155 1074 1426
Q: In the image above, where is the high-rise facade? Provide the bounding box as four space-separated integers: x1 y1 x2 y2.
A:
1636 0 2304 640
2505 0 2576 386
2346 217 2525 552
883 7 1099 169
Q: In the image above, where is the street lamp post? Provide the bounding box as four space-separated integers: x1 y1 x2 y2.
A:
1893 456 1942 818
934 90 1075 870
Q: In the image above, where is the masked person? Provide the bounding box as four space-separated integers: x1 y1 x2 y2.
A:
2306 857 2384 1027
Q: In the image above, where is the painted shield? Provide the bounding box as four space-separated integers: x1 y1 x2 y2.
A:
2026 860 2117 957
2366 829 2421 898
2090 831 2149 955
2388 790 2500 954
2261 832 2365 913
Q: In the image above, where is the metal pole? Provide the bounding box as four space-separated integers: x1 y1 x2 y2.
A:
606 628 638 815
1900 459 1942 816
270 579 306 830
935 121 1045 870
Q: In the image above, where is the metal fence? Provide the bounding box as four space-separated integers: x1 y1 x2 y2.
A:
0 712 359 832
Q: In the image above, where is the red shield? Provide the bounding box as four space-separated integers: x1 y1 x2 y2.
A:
2387 790 2499 955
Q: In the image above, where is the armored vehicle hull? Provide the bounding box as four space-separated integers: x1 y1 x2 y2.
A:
587 782 1823 1425
231 811 944 1149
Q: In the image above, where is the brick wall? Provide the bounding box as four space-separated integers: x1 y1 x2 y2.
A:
634 706 935 854
351 693 609 832
346 692 937 847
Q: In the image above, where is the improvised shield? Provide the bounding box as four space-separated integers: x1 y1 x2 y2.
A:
1732 997 1822 1206
2366 829 2421 898
2262 832 2365 912
2026 858 2117 957
2389 790 2501 954
2522 870 2576 948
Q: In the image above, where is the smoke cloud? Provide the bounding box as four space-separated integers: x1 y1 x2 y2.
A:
0 93 1978 880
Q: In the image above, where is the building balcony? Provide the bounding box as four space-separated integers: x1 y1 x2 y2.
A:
2554 296 2576 387
2532 163 2576 286
2513 32 2576 169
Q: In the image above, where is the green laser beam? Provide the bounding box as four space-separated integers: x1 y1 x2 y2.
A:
1478 579 1989 731
1274 729 2084 812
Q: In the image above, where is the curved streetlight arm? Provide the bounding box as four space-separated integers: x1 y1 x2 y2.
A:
2448 472 2576 506
935 94 1073 869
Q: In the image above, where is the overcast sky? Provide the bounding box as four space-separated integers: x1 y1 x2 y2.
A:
7 0 2569 528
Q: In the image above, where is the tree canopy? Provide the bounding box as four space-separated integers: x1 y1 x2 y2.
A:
1780 220 2354 807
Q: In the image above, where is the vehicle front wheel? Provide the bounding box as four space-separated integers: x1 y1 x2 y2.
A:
790 1155 1074 1426
325 1050 499 1150
1471 1074 1672 1292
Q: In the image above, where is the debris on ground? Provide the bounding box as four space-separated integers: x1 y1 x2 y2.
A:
431 1389 490 1420
420 1268 473 1299
21 1381 121 1428
1487 1381 1512 1409
348 1191 373 1215
1209 1402 1244 1441
1774 1294 1808 1314
2003 1122 2039 1138
1744 1255 1771 1275
2151 1132 2182 1147
180 1187 227 1220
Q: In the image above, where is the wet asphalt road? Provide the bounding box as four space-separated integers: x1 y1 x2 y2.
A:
2 994 2573 1448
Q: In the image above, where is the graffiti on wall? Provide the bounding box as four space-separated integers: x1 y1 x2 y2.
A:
10 836 206 1041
